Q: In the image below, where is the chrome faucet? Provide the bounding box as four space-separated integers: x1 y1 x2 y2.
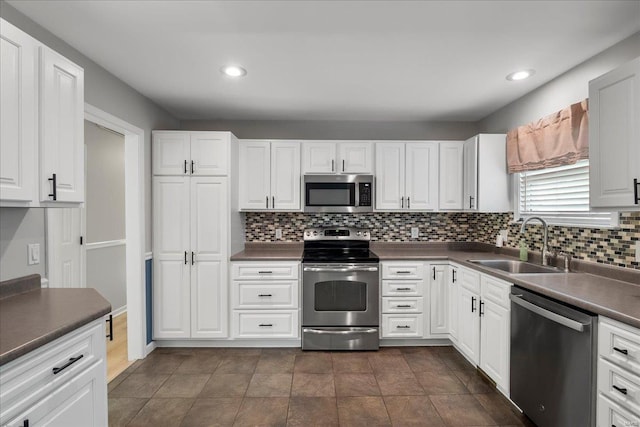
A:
520 216 551 266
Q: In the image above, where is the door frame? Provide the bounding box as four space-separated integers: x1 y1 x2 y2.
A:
85 103 146 361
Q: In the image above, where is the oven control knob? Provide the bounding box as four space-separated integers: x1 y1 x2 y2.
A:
356 231 362 236
313 231 318 236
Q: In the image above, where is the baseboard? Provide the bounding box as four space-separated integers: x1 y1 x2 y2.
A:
380 338 452 347
155 339 301 348
40 277 49 288
111 305 127 318
145 341 157 357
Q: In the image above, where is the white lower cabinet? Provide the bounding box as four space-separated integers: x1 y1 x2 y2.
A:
0 319 107 427
448 264 460 342
429 264 449 335
381 262 426 339
382 314 424 338
231 262 300 340
457 283 481 364
597 317 640 426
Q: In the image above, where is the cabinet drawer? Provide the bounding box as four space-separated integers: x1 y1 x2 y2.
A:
597 394 640 427
382 297 423 313
480 275 511 309
0 320 104 423
232 281 298 309
232 263 299 280
381 314 424 338
599 317 640 376
233 311 299 339
381 263 424 280
382 280 423 297
459 267 480 294
598 357 640 415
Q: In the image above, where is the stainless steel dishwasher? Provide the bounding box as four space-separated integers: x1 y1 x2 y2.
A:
510 286 597 427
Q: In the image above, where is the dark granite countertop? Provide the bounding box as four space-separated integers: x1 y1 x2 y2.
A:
0 275 111 366
230 242 640 329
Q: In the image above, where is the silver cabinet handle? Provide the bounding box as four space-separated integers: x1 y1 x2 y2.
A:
303 266 378 272
509 294 587 332
303 328 378 335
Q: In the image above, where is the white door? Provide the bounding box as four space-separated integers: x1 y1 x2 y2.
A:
190 132 229 176
457 286 480 365
39 46 84 203
429 264 448 335
338 142 373 174
302 142 336 174
271 142 301 210
405 142 438 210
439 142 464 210
190 177 228 338
375 143 405 210
152 131 190 176
153 176 190 338
239 140 271 210
448 266 459 341
463 136 478 211
46 208 82 288
589 57 640 209
480 299 510 392
0 20 37 203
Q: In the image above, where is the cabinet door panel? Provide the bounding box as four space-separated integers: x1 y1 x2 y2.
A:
439 142 464 210
375 143 404 210
152 132 190 176
40 47 84 203
302 142 336 173
191 132 229 176
339 142 373 174
480 300 510 392
449 266 459 341
589 57 640 208
463 136 478 211
0 21 37 202
430 265 448 335
271 142 300 210
406 143 438 210
457 286 480 365
239 140 271 209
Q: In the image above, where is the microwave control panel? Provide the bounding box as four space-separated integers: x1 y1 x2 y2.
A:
358 183 372 206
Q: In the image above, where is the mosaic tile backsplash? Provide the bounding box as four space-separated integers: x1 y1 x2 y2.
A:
245 211 640 270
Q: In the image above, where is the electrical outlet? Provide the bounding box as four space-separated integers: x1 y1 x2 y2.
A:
636 241 640 263
275 228 282 239
411 227 419 239
28 243 40 265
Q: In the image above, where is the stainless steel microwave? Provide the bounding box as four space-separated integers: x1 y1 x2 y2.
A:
303 174 374 213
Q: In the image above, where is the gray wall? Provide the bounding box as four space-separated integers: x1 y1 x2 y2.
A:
181 119 479 141
87 244 127 313
479 32 640 132
0 1 180 282
0 209 46 281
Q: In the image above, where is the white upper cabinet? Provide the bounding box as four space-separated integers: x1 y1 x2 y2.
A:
153 131 229 176
463 134 510 212
302 141 373 174
1 19 85 207
375 142 438 211
589 57 640 209
239 140 301 211
0 21 37 203
439 142 464 210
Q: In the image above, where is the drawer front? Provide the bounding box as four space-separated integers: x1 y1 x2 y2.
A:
381 263 424 280
0 319 105 424
382 297 423 313
232 281 298 309
231 262 299 280
597 394 640 427
480 275 511 309
233 311 299 339
598 357 640 415
459 267 480 294
382 280 423 297
599 318 640 376
381 314 424 338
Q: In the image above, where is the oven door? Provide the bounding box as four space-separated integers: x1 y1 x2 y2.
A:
302 264 379 327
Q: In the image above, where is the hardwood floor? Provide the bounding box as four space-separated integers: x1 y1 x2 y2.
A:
107 312 135 383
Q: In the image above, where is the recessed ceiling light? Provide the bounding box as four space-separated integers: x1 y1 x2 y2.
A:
220 65 247 77
506 69 535 81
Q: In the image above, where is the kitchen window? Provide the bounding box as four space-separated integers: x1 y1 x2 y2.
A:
515 159 618 228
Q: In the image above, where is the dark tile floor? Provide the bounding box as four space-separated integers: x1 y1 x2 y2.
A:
108 346 536 426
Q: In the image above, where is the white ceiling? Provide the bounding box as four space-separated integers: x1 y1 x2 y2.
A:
8 0 640 121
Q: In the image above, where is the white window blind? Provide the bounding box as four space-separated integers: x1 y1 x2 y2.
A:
516 160 618 228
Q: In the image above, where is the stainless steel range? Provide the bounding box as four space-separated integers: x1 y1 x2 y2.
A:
301 227 379 351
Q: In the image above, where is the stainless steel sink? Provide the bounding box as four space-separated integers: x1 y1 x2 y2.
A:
468 259 564 274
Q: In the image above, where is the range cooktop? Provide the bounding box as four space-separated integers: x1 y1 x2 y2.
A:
302 227 379 263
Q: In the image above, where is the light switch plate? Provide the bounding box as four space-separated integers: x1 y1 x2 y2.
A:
28 243 40 265
411 227 419 239
275 229 282 239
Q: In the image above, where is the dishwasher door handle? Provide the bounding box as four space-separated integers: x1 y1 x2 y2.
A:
509 294 587 332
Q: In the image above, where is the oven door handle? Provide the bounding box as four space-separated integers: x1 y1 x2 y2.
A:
303 266 379 272
303 328 378 335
